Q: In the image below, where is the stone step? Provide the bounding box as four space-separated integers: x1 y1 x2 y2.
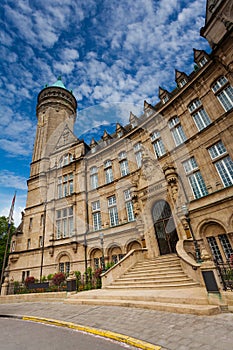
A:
123 268 184 276
116 275 192 283
105 281 200 289
64 297 220 316
127 266 183 274
135 260 181 267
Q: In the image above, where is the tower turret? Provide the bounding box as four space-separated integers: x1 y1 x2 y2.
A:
32 77 77 167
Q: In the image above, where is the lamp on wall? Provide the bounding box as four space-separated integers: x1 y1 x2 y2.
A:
99 233 105 272
181 205 202 263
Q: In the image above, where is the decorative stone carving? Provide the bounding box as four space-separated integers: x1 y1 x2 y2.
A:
162 163 179 202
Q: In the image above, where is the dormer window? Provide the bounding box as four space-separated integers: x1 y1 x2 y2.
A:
199 56 208 67
179 78 187 88
162 95 169 104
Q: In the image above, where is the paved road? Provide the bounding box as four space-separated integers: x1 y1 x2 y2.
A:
0 318 135 350
0 302 232 350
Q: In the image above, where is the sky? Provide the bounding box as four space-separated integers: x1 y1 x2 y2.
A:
0 0 210 226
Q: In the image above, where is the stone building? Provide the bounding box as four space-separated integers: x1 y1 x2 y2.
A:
8 0 233 287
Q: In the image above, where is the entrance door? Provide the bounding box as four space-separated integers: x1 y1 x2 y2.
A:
152 200 178 255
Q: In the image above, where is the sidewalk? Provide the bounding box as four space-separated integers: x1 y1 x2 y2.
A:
0 301 232 350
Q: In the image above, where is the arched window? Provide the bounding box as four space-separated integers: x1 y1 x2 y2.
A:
59 153 73 167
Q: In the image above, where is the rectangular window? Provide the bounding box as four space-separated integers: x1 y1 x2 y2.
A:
124 190 131 201
192 108 211 131
27 239 31 249
183 157 198 173
92 200 101 231
92 200 100 211
56 206 73 239
199 56 208 67
171 125 187 146
188 171 208 199
135 151 142 168
215 156 233 187
219 234 233 260
57 173 73 198
124 190 134 222
108 195 118 226
105 167 114 183
120 159 129 176
126 201 134 222
59 263 64 273
208 141 233 187
92 212 102 231
134 143 142 168
109 206 119 226
183 157 208 199
153 138 166 157
207 237 223 262
39 236 43 247
108 196 116 206
90 174 98 189
216 86 233 111
208 141 226 159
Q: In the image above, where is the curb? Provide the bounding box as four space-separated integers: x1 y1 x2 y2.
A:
0 314 162 350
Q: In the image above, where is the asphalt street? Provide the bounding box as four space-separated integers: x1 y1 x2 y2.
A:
0 318 136 350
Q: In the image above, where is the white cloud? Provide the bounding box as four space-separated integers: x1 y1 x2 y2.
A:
0 170 27 190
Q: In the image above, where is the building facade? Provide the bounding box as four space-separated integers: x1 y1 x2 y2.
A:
8 0 233 285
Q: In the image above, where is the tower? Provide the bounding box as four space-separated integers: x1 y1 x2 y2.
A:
28 78 77 206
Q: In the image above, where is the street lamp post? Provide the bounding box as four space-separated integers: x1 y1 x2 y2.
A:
182 205 202 263
99 233 105 272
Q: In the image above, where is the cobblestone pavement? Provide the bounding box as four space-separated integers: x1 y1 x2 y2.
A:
0 302 232 350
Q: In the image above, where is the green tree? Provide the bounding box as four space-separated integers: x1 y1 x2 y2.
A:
0 216 16 274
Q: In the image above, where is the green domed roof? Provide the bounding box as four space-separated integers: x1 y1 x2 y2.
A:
51 76 67 89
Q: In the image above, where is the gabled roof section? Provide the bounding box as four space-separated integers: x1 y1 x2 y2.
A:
193 49 209 63
56 124 79 150
90 137 98 148
115 122 126 135
129 111 139 127
175 69 188 82
158 86 170 98
102 130 112 142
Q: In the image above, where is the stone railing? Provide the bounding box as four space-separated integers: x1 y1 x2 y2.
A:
101 248 148 288
176 240 203 284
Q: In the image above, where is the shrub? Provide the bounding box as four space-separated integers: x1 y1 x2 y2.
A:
52 272 65 286
25 276 35 287
47 273 54 281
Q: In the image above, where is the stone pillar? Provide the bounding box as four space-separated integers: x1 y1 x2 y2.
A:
1 276 9 296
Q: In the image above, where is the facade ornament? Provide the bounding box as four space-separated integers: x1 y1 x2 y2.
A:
162 163 179 202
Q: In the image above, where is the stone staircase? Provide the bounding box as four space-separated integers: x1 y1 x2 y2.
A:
105 254 199 289
66 254 223 315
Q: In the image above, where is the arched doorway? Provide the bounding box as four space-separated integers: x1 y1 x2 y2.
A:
152 200 178 255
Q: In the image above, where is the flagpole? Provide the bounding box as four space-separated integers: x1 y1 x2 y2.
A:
0 223 12 289
0 192 16 290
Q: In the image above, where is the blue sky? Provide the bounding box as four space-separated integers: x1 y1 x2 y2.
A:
0 0 210 226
